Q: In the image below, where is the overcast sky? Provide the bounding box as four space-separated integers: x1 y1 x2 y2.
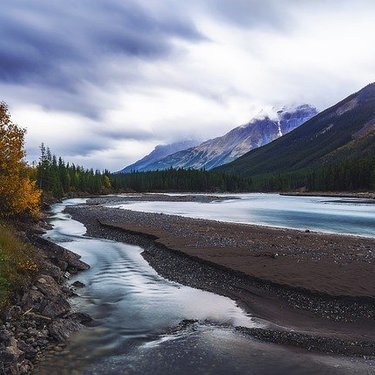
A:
2 0 374 170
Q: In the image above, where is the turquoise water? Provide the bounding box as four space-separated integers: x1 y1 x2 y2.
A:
109 193 375 237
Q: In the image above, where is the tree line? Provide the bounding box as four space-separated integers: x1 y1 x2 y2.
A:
111 168 253 192
249 158 375 192
35 150 254 196
36 152 375 197
36 144 112 198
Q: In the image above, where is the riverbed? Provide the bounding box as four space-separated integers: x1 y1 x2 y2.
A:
35 198 375 374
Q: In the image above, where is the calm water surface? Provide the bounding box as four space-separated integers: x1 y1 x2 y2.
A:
36 199 375 374
109 193 375 237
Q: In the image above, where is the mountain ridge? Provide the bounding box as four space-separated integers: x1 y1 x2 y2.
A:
119 140 200 173
216 83 375 177
121 104 317 172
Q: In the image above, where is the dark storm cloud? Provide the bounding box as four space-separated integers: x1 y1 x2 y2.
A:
0 0 203 90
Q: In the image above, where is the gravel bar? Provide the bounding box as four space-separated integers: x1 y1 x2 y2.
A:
64 202 375 357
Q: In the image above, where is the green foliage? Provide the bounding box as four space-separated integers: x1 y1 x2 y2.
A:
112 157 375 193
0 223 38 312
38 145 374 199
36 147 255 196
111 168 253 193
36 144 112 198
247 157 375 192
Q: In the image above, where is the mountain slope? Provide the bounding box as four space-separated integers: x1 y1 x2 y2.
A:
119 140 199 173
217 83 375 176
140 105 317 171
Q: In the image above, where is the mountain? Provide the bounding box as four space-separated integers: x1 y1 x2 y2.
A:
119 140 199 173
132 105 317 172
217 83 375 177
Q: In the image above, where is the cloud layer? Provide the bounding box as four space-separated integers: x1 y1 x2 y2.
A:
1 0 374 170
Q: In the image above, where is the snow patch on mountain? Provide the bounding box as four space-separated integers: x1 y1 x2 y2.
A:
120 104 318 173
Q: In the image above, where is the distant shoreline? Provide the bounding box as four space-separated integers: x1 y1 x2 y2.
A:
280 191 375 199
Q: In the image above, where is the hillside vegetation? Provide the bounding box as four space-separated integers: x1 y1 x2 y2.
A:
0 223 38 311
216 84 375 191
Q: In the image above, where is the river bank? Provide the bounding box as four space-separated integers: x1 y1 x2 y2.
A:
65 202 375 357
0 222 91 374
280 191 375 200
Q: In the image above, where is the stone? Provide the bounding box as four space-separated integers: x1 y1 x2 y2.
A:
18 359 33 374
17 341 38 360
42 297 71 318
48 319 82 343
71 281 85 288
5 306 22 321
68 312 92 325
4 339 24 363
21 289 44 310
57 260 68 271
0 328 13 346
35 275 61 297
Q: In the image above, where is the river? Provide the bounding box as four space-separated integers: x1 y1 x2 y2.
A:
36 198 374 374
108 193 375 237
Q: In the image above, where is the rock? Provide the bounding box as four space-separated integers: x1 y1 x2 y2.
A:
0 235 89 373
67 258 90 272
5 306 22 321
68 312 92 325
57 260 68 271
0 349 16 364
71 281 85 288
4 338 24 362
38 260 64 282
0 328 13 346
17 341 38 360
61 248 90 271
48 319 82 343
35 275 61 297
61 285 75 297
21 289 44 310
31 236 90 272
42 297 71 318
18 359 33 374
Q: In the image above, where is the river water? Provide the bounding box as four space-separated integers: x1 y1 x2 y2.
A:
108 193 375 238
36 198 374 374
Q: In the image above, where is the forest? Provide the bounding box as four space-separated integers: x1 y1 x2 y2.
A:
35 150 375 197
35 148 254 196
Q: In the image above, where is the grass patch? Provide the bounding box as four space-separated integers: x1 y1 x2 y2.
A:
0 222 39 312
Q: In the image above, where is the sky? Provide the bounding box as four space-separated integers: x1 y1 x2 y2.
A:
1 0 374 171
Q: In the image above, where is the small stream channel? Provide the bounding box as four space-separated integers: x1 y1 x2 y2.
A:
36 199 374 374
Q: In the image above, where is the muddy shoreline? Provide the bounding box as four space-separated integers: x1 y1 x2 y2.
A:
66 203 375 357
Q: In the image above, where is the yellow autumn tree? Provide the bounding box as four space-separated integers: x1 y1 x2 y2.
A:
0 102 41 218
